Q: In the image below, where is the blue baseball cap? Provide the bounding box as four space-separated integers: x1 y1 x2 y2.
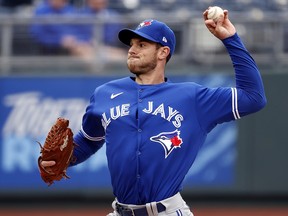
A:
118 19 176 56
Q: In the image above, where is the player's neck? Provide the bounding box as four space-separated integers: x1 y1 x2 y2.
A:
135 73 165 85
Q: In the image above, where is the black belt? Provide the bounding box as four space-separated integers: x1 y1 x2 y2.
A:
116 202 166 216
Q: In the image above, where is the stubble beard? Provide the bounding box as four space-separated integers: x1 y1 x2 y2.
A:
127 55 157 75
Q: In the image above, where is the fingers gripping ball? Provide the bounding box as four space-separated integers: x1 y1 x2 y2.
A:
37 117 76 186
207 6 224 22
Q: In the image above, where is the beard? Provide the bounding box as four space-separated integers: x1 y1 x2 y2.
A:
127 54 157 75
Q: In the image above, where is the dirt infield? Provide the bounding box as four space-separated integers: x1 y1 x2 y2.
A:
1 206 288 216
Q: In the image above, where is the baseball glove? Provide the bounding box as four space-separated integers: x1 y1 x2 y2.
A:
37 117 75 186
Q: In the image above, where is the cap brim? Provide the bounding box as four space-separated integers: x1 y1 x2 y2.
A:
118 29 158 46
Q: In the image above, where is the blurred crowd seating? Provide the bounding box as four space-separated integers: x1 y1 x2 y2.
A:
0 0 287 75
1 0 286 14
111 0 288 13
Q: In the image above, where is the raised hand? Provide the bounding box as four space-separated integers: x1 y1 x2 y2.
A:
203 8 236 40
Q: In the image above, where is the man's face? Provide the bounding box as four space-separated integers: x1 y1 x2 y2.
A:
127 38 160 75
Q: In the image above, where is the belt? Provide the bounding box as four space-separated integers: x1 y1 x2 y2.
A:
116 202 166 216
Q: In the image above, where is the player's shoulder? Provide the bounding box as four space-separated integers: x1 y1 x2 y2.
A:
94 77 131 92
164 80 204 98
167 79 202 89
100 77 131 87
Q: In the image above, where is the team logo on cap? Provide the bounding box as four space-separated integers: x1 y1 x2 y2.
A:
150 130 183 158
137 20 153 30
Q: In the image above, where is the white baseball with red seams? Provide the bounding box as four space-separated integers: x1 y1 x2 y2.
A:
207 6 224 22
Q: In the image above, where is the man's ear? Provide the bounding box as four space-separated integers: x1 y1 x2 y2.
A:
158 46 170 61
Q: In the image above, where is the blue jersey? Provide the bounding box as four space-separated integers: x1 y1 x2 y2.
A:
71 33 266 204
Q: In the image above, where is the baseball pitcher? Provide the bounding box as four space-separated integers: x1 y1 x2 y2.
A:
39 7 267 216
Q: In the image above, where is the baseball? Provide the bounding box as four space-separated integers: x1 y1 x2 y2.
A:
207 6 224 22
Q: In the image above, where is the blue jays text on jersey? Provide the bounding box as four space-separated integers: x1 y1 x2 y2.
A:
101 101 184 130
70 33 266 205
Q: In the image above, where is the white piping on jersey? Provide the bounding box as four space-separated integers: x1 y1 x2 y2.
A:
176 209 183 216
231 87 241 120
80 125 105 141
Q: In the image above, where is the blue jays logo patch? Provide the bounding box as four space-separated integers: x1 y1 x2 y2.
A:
137 20 153 30
150 130 183 158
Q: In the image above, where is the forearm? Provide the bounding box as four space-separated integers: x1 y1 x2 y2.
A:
70 130 105 166
223 33 267 114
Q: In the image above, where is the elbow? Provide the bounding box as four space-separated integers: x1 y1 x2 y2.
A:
248 93 267 113
255 95 267 112
239 91 267 117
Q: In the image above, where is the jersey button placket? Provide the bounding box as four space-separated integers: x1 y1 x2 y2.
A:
138 89 143 103
137 88 143 134
136 88 143 182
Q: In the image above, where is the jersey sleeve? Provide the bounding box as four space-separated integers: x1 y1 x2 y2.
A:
197 33 267 133
70 90 105 166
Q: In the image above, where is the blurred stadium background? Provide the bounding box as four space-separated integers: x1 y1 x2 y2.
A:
0 0 288 215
